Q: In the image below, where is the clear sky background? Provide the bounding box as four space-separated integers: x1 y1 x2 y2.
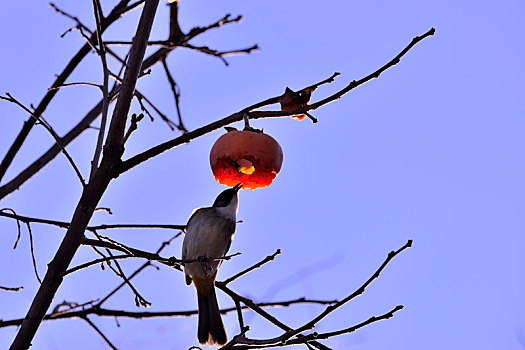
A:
1 0 524 349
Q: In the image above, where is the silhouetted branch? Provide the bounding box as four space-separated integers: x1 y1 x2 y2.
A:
0 6 251 200
221 249 281 285
10 2 160 347
225 305 404 349
116 28 435 175
82 316 118 350
90 230 151 307
0 0 137 183
0 210 186 231
0 285 23 292
89 0 111 182
24 222 42 283
162 59 187 132
0 94 86 187
1 208 22 248
283 240 412 340
65 240 242 276
182 43 259 66
0 298 335 328
218 240 412 349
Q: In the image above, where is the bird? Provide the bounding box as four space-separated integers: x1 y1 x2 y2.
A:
182 183 242 346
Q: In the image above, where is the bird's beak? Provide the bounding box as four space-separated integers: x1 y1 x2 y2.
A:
233 183 243 191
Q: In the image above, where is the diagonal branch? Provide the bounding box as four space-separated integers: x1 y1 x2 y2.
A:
115 28 435 175
9 2 160 348
0 0 138 183
161 59 187 132
81 316 118 350
226 305 404 349
281 240 412 341
0 94 86 187
89 0 111 182
220 249 281 285
0 5 250 200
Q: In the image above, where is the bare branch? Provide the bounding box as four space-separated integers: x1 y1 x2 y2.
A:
25 222 42 284
0 297 335 328
281 240 412 341
227 305 404 349
0 8 254 200
1 208 22 248
10 2 160 347
0 94 86 187
162 59 187 132
220 249 281 285
0 285 23 292
82 316 118 350
0 210 186 231
0 0 138 183
89 0 111 182
47 82 103 91
90 230 151 307
182 43 259 66
97 233 181 307
116 28 435 175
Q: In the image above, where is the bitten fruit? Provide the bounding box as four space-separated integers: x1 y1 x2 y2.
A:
210 128 283 190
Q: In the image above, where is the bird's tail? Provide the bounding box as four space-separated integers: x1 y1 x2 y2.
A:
195 279 227 345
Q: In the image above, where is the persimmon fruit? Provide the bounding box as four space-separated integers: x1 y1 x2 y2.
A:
210 128 283 190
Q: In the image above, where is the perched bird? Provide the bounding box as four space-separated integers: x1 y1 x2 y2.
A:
182 183 242 345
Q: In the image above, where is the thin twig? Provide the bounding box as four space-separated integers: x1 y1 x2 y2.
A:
47 82 103 91
0 9 249 200
0 94 86 186
282 240 413 341
0 297 336 328
1 208 22 249
91 230 151 307
82 316 118 350
89 0 111 182
161 59 187 132
97 233 181 306
65 242 240 276
0 0 139 184
220 249 281 285
0 285 24 292
182 43 259 66
0 210 186 231
25 222 42 284
228 305 404 349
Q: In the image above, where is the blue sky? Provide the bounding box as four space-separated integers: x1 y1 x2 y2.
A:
1 0 524 349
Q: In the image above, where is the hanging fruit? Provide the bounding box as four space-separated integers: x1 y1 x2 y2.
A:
278 87 313 121
210 127 283 190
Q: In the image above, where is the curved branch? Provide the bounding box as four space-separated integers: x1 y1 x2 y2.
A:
116 28 435 175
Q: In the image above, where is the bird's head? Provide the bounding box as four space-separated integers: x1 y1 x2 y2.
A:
212 183 242 209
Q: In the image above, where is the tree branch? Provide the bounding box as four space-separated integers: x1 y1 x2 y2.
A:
0 298 335 328
0 94 86 187
0 285 23 292
9 2 160 348
89 0 111 182
115 28 435 175
0 6 250 200
0 210 186 231
0 0 136 183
